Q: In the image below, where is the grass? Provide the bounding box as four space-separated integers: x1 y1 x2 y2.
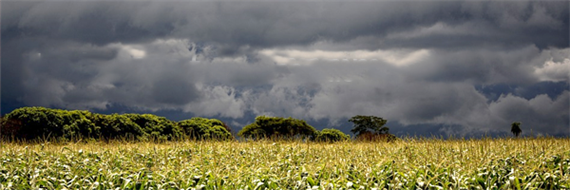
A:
1 137 569 189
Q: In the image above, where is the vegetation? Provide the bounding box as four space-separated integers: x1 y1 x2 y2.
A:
314 128 350 142
1 107 568 188
237 116 318 139
2 107 396 143
1 138 568 189
511 122 522 137
349 115 394 142
178 118 233 140
0 107 230 141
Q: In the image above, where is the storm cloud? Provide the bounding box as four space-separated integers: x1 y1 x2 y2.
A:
2 1 569 137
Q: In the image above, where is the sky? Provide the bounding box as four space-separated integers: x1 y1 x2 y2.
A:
2 1 569 137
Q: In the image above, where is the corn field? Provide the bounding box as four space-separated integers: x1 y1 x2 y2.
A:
1 137 569 189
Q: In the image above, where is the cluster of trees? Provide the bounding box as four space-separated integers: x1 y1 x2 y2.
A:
1 107 396 142
237 116 352 142
0 107 231 141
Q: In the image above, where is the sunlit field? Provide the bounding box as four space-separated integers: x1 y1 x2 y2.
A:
1 137 569 189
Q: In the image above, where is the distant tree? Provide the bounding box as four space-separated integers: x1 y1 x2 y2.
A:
123 114 183 140
238 116 317 139
61 110 98 139
314 128 350 142
511 122 522 137
1 106 231 142
178 118 232 140
100 114 146 140
349 115 389 136
2 107 65 139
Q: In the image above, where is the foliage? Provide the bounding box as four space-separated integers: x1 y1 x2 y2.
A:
1 138 568 189
348 115 389 136
511 122 522 137
177 118 232 140
238 116 317 139
123 114 182 140
0 107 234 141
0 116 22 138
314 128 350 142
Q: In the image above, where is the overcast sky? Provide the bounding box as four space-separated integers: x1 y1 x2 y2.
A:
2 1 569 137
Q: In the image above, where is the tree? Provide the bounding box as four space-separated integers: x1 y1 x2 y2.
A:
348 115 389 136
2 107 66 140
238 116 317 139
123 114 183 140
0 116 22 139
314 128 350 142
511 122 522 137
178 117 232 140
1 106 189 141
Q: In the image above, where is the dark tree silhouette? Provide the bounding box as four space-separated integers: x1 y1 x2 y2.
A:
348 115 389 136
511 122 522 137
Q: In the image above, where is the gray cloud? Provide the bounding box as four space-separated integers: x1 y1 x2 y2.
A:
2 1 568 136
3 1 567 49
489 91 569 135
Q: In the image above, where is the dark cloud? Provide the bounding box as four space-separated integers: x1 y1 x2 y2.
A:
151 75 199 105
3 1 567 49
1 1 568 137
406 46 542 84
489 91 569 135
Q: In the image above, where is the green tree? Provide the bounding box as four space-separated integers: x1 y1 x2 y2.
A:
178 118 232 140
2 107 65 139
101 114 146 140
1 106 227 142
124 114 183 140
314 128 350 142
348 115 389 136
238 116 317 139
61 110 97 139
511 122 522 137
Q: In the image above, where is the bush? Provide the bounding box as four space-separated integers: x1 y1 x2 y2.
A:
177 118 232 140
238 116 317 140
315 128 350 142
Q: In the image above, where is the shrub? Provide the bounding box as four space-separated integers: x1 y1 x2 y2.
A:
314 128 350 142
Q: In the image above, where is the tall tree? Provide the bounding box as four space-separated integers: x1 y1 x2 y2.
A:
348 115 389 136
511 122 522 137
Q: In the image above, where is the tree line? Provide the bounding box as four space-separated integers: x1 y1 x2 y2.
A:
0 107 395 142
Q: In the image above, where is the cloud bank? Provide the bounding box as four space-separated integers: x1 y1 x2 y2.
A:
2 1 569 136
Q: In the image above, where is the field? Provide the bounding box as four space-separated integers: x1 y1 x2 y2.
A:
1 138 569 189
